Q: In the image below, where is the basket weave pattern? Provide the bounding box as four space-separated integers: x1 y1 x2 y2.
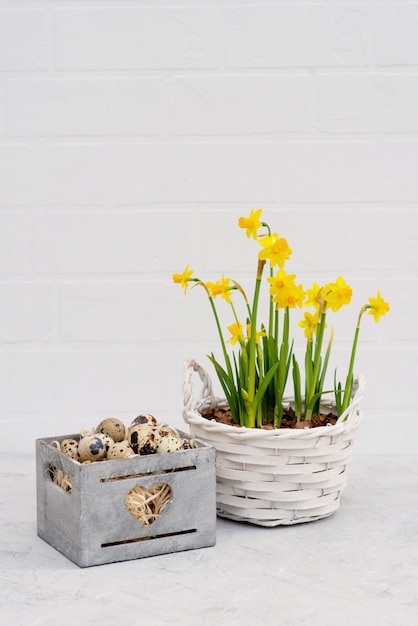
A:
183 360 366 527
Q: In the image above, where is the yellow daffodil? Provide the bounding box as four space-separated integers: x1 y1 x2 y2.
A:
367 291 390 323
205 280 222 298
267 270 305 309
298 311 322 340
304 282 323 310
246 324 267 344
206 275 233 304
258 233 292 268
323 276 352 312
219 275 233 303
238 208 263 239
172 264 194 294
227 321 244 345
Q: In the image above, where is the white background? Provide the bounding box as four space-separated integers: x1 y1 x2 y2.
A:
0 0 416 454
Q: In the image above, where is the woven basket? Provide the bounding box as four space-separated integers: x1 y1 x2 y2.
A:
183 359 366 527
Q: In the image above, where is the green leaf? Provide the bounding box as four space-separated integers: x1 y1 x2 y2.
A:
251 361 280 418
292 355 302 419
207 354 239 421
334 370 343 416
305 388 336 417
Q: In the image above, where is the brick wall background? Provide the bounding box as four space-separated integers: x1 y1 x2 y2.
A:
0 0 416 454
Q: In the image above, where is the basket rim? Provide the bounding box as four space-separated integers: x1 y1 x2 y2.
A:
183 374 366 441
183 360 366 440
184 405 362 440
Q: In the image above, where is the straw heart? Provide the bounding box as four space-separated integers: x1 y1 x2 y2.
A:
125 484 172 526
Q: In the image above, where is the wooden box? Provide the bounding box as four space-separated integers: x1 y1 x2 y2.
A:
36 431 216 567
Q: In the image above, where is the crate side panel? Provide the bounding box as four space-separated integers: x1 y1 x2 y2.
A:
79 447 217 566
36 440 82 565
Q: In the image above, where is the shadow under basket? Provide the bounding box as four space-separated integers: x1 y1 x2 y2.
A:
182 360 366 527
36 429 216 567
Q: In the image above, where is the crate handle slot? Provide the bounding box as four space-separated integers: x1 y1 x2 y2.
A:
101 528 197 548
100 465 196 483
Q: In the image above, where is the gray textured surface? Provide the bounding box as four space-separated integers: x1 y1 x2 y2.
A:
1 454 417 625
36 434 216 567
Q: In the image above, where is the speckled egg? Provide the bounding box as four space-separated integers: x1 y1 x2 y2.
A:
155 424 180 438
95 432 114 454
155 432 184 454
78 434 107 462
128 414 157 431
60 438 79 461
80 427 95 438
107 440 136 460
127 424 157 455
182 438 198 450
95 418 126 443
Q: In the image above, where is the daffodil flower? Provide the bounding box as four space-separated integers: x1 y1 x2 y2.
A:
205 280 222 298
298 311 322 340
258 233 292 269
367 291 390 322
206 275 233 304
219 275 233 303
227 321 244 345
304 282 323 310
246 324 267 344
323 276 352 312
267 270 305 309
238 208 263 239
172 265 194 294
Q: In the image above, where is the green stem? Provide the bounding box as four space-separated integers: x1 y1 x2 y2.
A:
247 259 266 426
268 266 274 338
274 304 279 344
304 337 313 412
208 295 233 382
259 221 274 340
341 306 366 413
305 309 327 420
230 301 249 386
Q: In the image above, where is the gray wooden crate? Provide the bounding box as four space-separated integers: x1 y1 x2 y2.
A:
36 431 216 567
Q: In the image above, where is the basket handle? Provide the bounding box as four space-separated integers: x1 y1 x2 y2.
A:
182 359 217 415
336 373 367 427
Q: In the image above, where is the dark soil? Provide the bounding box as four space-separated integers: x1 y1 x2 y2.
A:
201 405 338 429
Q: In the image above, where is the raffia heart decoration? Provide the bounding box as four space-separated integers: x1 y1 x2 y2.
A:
125 483 172 526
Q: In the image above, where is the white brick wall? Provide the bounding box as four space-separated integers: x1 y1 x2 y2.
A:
6 78 163 136
0 0 416 455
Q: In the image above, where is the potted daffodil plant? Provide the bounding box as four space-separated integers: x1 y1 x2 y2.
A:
175 209 389 527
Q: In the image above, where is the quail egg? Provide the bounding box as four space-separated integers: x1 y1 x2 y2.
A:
155 432 184 454
155 424 180 438
107 440 136 460
95 417 126 443
127 424 157 455
80 427 95 438
60 438 80 461
128 414 157 431
95 432 114 454
78 434 106 462
182 438 198 450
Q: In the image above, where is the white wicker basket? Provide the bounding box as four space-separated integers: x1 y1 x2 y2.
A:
183 359 366 527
